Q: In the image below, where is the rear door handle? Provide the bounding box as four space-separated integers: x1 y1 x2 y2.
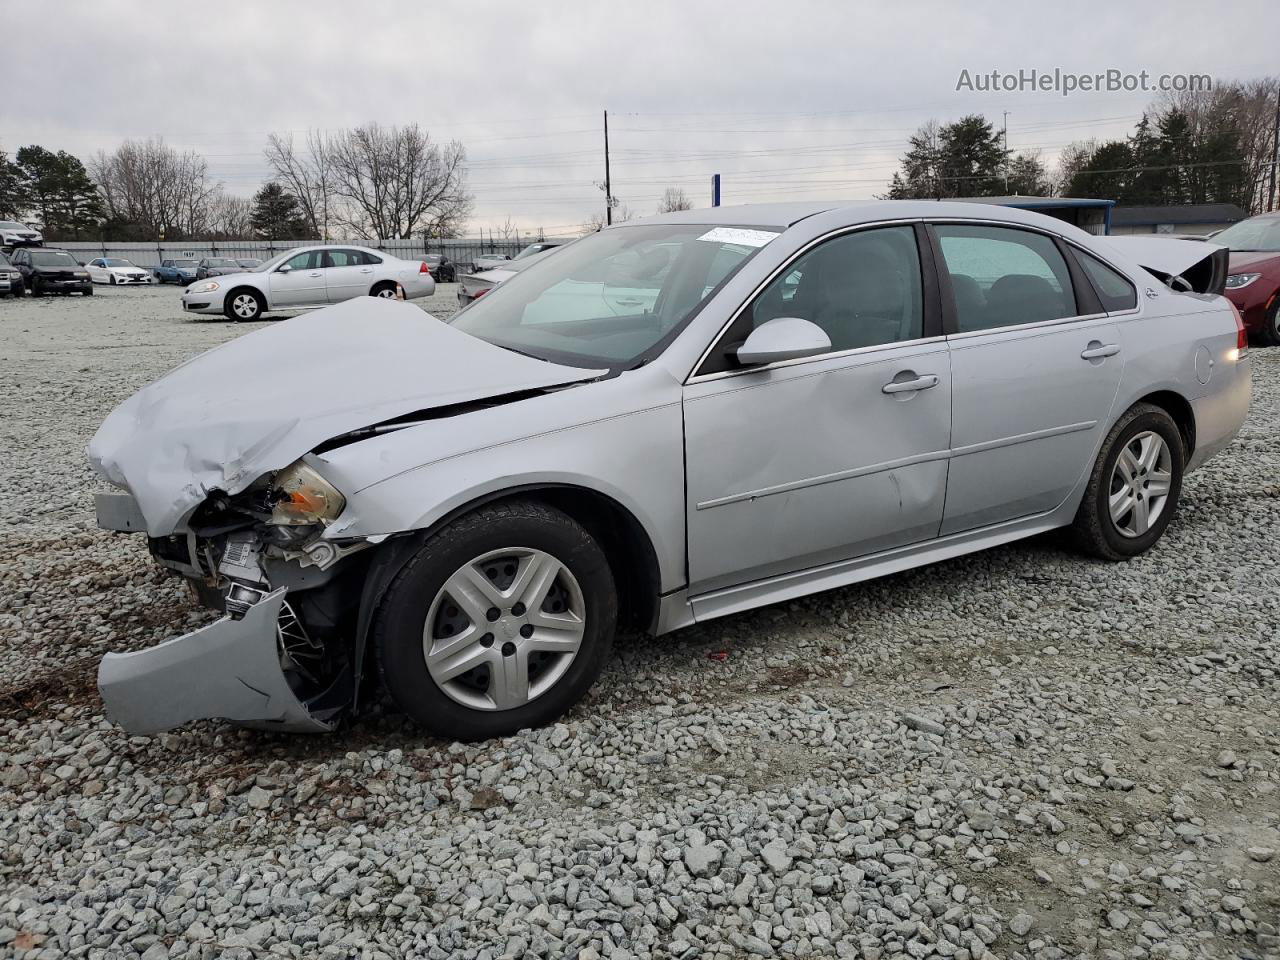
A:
882 374 939 394
360 267 373 273
308 272 323 277
1081 342 1120 360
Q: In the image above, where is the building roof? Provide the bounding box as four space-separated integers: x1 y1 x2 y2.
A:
1110 203 1246 226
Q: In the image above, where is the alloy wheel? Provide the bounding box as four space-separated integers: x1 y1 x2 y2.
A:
375 285 398 299
1108 431 1173 538
423 547 585 711
231 293 259 319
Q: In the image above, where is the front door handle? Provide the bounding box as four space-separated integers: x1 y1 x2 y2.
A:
882 374 939 395
360 267 373 273
1081 342 1120 360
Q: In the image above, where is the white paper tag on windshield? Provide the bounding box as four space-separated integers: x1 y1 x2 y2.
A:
696 227 778 248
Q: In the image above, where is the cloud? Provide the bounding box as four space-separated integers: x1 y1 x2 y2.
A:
7 0 1277 233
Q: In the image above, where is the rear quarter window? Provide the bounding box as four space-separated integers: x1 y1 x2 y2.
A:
1076 250 1138 311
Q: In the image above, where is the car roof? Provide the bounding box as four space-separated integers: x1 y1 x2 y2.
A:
631 199 1100 237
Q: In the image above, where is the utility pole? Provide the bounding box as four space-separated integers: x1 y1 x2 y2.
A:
603 109 613 226
1269 85 1279 212
1003 111 1010 193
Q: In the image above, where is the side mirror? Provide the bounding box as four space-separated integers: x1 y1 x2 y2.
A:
278 264 293 274
736 317 832 367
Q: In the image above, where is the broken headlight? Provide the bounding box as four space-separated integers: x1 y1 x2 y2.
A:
269 461 346 526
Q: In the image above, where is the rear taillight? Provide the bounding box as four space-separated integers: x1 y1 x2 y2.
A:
1228 299 1247 351
473 288 489 299
419 261 430 275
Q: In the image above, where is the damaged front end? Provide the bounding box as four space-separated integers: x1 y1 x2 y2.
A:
95 463 372 735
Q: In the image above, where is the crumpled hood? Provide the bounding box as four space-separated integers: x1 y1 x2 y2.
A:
88 297 603 536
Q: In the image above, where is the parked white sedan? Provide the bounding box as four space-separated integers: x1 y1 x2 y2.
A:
85 258 155 285
180 244 435 321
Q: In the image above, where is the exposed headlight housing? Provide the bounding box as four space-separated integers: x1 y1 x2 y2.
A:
269 461 345 526
1225 272 1261 289
192 280 220 293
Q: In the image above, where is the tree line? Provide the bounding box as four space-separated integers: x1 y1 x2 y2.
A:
0 122 474 243
886 78 1279 213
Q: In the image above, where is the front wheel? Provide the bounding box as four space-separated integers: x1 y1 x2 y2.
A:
1259 300 1280 347
1071 403 1184 560
224 288 264 322
374 499 617 741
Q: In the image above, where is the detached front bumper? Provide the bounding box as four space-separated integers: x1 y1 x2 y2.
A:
94 492 346 735
99 588 336 734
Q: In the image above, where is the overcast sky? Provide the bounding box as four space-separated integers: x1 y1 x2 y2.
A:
7 0 1278 235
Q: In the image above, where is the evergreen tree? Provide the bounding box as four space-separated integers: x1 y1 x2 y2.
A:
249 182 307 239
14 146 103 238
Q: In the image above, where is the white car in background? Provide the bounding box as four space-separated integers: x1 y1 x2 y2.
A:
180 244 436 321
0 220 43 250
85 258 155 285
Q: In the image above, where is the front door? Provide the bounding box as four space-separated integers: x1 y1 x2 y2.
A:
268 249 327 307
931 223 1125 534
683 224 952 595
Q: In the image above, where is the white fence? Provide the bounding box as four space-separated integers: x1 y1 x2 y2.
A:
54 238 539 270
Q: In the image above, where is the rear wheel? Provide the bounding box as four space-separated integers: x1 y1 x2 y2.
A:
371 281 399 299
225 288 264 322
374 499 616 741
1071 403 1184 560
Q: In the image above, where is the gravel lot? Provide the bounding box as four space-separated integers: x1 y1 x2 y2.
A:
1 284 1278 960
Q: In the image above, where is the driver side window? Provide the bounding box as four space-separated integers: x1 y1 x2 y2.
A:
699 226 924 375
283 250 320 271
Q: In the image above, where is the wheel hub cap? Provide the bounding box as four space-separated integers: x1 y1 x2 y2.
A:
423 547 585 711
1108 431 1172 538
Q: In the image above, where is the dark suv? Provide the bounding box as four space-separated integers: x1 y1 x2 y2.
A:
9 248 93 296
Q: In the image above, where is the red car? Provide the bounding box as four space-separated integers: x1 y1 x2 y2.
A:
1216 212 1280 345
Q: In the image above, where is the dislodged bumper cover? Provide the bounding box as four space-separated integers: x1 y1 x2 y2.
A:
98 588 334 734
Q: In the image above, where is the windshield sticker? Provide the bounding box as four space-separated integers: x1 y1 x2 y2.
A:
697 227 778 248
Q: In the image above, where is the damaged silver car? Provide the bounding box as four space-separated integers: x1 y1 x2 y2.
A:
90 201 1251 740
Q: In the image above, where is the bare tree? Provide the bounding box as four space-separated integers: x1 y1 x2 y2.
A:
496 216 519 243
657 187 693 213
322 123 473 240
264 131 331 239
582 202 636 234
207 191 254 239
90 138 217 238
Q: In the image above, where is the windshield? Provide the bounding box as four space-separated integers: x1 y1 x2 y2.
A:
103 258 134 267
206 258 238 267
176 260 197 267
450 223 777 369
0 221 26 230
0 253 11 267
30 251 80 267
252 251 294 272
1213 217 1280 252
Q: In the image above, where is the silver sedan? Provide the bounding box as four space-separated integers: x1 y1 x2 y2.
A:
89 201 1250 740
180 244 436 321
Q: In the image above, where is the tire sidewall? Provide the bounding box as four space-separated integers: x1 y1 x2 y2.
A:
375 508 616 740
225 289 262 322
1092 409 1184 557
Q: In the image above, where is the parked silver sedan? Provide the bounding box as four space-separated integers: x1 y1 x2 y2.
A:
180 244 436 321
89 201 1250 740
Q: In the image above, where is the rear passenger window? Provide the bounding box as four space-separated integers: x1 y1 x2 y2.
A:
934 225 1078 332
1076 250 1137 311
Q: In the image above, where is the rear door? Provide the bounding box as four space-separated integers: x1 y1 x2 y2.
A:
268 249 327 307
323 248 375 302
931 222 1124 534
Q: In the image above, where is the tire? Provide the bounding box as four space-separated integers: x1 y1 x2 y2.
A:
31 277 43 297
374 499 617 741
1258 300 1280 347
1071 403 1184 560
224 288 264 322
83 287 93 296
109 274 116 285
371 281 399 299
